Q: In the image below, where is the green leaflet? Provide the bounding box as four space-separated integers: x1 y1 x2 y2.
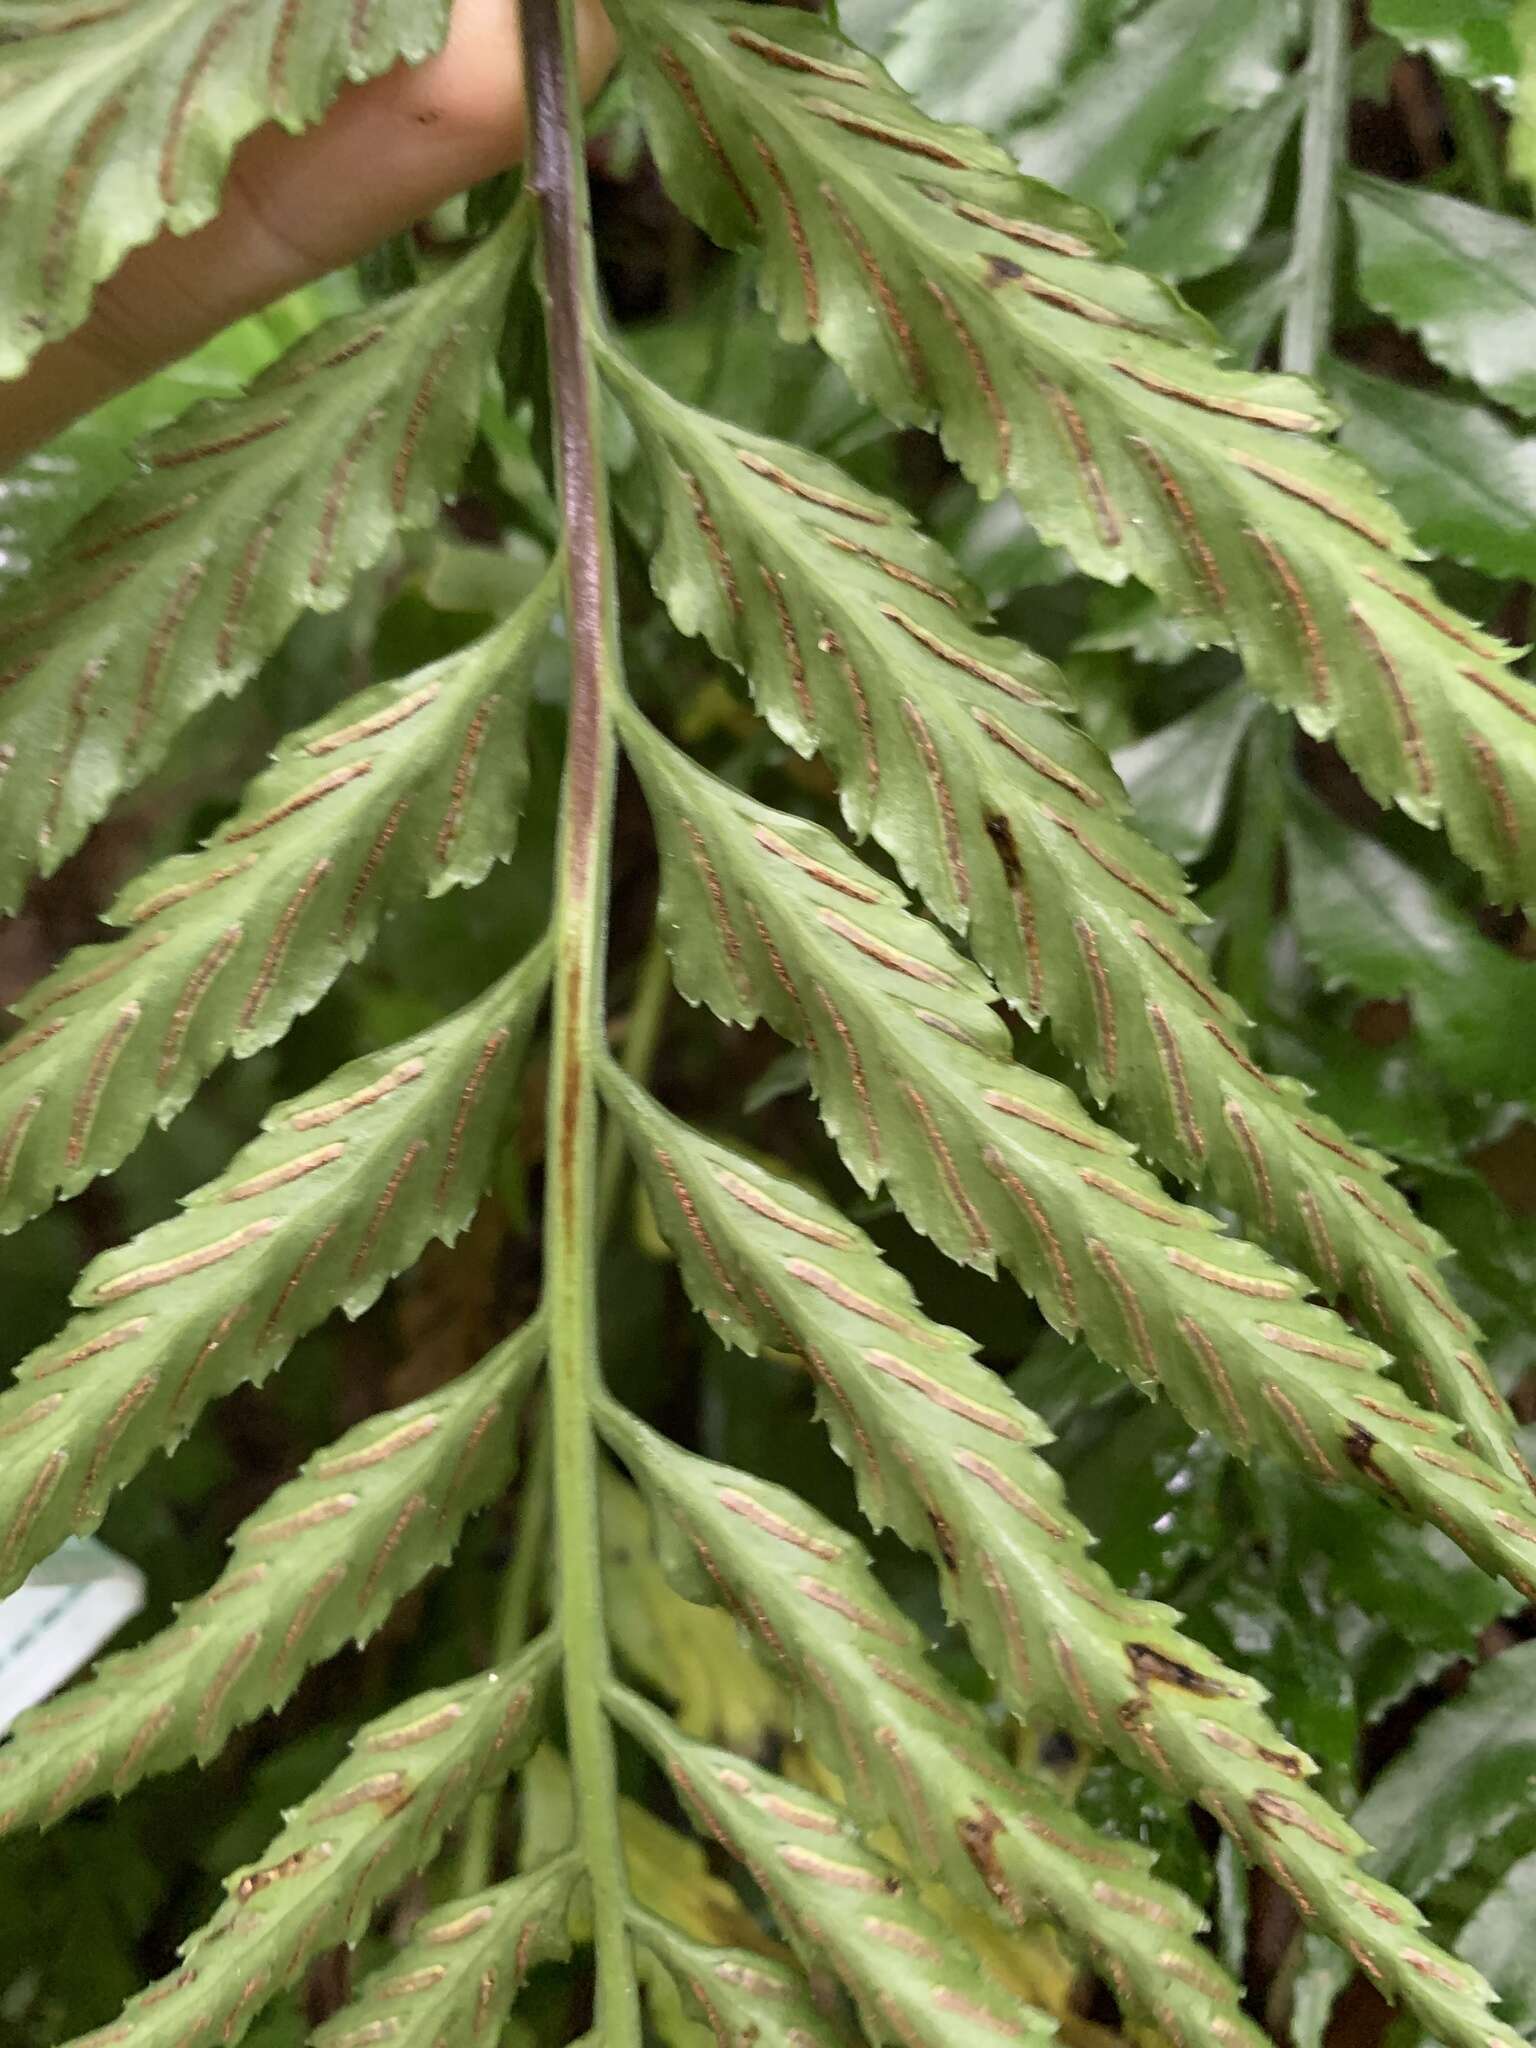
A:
602 1465 794 1751
852 0 1087 136
1309 1639 1536 1905
0 1322 542 1830
1124 81 1303 284
624 716 1536 1613
0 944 548 1601
1009 0 1296 221
1330 359 1536 584
632 1915 838 2048
601 1393 1265 2048
612 1687 1055 2048
605 361 1527 1485
610 0 1536 911
0 0 453 375
1458 1854 1536 2039
1293 1640 1536 2045
0 566 555 1234
1346 171 1536 420
312 1856 581 2048
1368 0 1518 95
1287 791 1536 1106
58 1640 555 2048
0 219 525 913
604 1078 1522 2048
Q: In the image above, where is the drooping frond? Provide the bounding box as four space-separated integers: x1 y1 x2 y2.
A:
613 1686 1056 2048
610 0 1536 910
57 1640 555 2048
603 1397 1266 2048
0 567 554 1233
312 1856 581 2048
605 1075 1524 2048
605 346 1528 1490
0 0 453 375
0 944 547 1600
0 1321 542 1830
632 1914 840 2048
622 717 1536 1607
0 220 525 912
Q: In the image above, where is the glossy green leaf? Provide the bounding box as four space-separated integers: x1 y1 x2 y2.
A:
1010 0 1297 221
863 0 1093 135
0 220 525 912
0 566 555 1234
1369 0 1518 95
0 0 452 374
1113 682 1261 864
1286 791 1536 1104
1347 172 1536 418
0 945 548 1600
1331 359 1536 583
1293 1640 1536 2047
1459 1851 1536 2035
1125 82 1302 283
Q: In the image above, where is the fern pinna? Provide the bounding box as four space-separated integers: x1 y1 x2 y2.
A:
2 3 1535 2046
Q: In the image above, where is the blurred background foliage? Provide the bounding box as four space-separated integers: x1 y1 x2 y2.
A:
5 1 1536 2043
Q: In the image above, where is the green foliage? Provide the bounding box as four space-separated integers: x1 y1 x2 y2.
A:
0 568 552 1230
78 1641 554 2048
0 224 525 913
1346 173 1536 419
3 3 1536 2045
0 0 453 376
613 0 1536 912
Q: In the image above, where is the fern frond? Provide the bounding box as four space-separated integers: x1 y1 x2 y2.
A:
0 945 547 1601
611 0 1536 910
0 221 524 913
0 1321 542 1830
313 1855 581 2048
605 348 1529 1491
603 1464 793 1750
0 0 452 374
605 1077 1524 2048
60 1640 555 2048
613 1685 1056 2048
623 722 1536 1611
602 1397 1265 2048
632 1914 839 2048
0 568 554 1233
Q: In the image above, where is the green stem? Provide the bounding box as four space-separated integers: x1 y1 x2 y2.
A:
1444 75 1506 212
597 933 672 1234
520 0 638 2039
455 1408 553 1894
1218 708 1289 1018
1281 0 1350 379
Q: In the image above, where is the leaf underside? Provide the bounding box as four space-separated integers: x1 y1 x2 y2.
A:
0 0 453 377
612 0 1536 913
2 4 1533 2046
605 343 1531 1492
0 564 555 1236
0 220 524 914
